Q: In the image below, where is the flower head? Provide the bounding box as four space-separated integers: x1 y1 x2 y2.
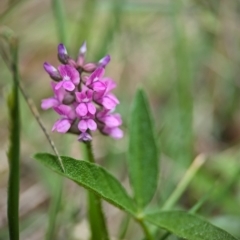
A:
42 42 123 142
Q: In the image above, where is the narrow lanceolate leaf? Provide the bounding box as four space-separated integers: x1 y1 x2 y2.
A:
128 89 159 209
34 153 136 215
146 211 238 240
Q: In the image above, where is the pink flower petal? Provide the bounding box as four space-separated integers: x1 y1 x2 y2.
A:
78 120 88 132
75 92 82 102
63 81 75 91
102 96 118 110
86 89 93 99
76 103 88 116
102 78 116 92
103 127 123 139
57 105 75 119
58 65 80 85
104 115 121 128
87 102 96 115
55 81 63 90
52 119 71 133
54 86 65 102
88 67 105 85
107 94 120 104
52 119 60 131
92 82 106 92
87 119 97 131
93 91 104 101
41 98 59 109
70 67 80 85
110 128 123 139
86 76 92 86
78 132 92 141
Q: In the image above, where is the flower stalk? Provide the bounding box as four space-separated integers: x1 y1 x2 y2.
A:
83 141 110 240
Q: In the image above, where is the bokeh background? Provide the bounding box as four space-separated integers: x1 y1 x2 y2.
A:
1 0 240 239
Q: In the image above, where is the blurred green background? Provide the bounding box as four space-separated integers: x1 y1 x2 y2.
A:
1 0 240 239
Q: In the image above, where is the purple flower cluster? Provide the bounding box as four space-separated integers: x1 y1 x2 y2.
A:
41 43 123 141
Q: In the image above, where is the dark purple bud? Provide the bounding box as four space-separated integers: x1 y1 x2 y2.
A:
98 55 111 68
43 62 62 81
58 43 69 64
83 63 97 72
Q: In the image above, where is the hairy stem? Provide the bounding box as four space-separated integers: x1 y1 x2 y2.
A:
83 141 110 240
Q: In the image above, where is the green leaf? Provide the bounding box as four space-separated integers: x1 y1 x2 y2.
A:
128 89 159 209
145 211 238 240
34 153 136 215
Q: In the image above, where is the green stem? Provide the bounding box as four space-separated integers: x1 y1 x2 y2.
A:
83 141 110 240
7 37 20 240
118 214 130 240
138 220 154 240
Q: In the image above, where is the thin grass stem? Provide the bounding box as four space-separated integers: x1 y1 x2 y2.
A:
52 0 67 44
7 36 20 240
162 154 206 210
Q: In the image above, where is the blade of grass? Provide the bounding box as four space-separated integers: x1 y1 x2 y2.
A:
7 33 20 240
72 0 97 52
162 154 206 210
168 0 193 166
0 26 65 172
94 0 124 60
52 0 67 44
0 0 28 22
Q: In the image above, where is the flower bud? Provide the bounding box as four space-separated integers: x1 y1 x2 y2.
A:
83 63 97 72
62 93 75 105
67 58 77 68
98 54 111 68
77 41 87 67
82 75 89 84
58 43 69 64
43 62 62 81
